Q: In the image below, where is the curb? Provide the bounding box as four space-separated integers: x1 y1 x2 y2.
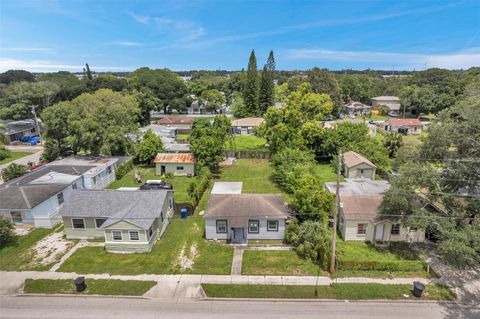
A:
202 297 463 304
16 293 151 300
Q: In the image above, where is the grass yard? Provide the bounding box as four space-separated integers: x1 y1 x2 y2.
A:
218 159 283 194
24 279 156 296
369 114 388 121
58 214 233 275
176 133 190 140
107 166 193 204
403 134 424 146
225 135 268 151
202 283 455 300
242 250 323 276
313 163 344 184
0 228 56 271
0 151 33 165
336 241 430 278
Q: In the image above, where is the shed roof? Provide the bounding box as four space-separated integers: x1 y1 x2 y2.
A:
342 151 376 168
203 194 289 227
231 117 265 127
388 118 422 126
154 153 194 164
341 195 383 220
60 189 169 230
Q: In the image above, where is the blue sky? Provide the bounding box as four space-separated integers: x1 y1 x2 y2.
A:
1 0 479 72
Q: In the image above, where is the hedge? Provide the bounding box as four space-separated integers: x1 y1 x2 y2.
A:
115 159 134 180
337 259 426 272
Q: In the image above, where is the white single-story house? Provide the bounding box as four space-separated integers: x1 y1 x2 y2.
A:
231 117 265 135
384 118 423 135
203 194 289 244
344 101 372 117
338 195 425 243
342 151 376 179
0 166 85 228
61 189 174 253
154 153 195 176
371 96 401 115
325 178 390 197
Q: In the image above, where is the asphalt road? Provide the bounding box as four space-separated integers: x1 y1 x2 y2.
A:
1 296 478 319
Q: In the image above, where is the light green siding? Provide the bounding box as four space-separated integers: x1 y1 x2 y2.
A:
63 217 104 239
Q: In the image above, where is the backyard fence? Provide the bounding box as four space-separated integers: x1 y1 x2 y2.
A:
224 150 271 159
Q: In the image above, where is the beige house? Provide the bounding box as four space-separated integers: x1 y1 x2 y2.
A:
154 153 195 176
61 189 174 253
338 195 425 243
231 117 264 135
385 118 423 135
153 115 194 134
342 151 376 179
371 96 401 115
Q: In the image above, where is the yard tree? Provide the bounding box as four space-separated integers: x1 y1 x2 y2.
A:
41 101 71 160
199 89 226 113
270 147 316 190
307 67 343 114
134 130 164 164
243 50 259 116
0 70 35 84
1 163 29 182
135 89 161 126
0 217 16 247
190 117 228 171
292 175 334 222
38 71 87 102
384 132 403 158
84 63 93 80
259 50 275 114
87 74 128 92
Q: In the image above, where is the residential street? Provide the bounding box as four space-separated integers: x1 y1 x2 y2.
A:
1 296 478 319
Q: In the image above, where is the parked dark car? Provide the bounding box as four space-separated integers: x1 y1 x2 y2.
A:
140 180 173 190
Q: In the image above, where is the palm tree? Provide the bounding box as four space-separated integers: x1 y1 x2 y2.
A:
384 132 403 158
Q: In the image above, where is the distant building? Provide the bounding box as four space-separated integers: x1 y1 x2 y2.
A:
343 101 371 117
385 118 423 135
371 96 401 115
153 115 194 133
231 117 264 135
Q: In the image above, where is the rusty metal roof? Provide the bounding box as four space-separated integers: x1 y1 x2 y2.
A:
153 153 195 164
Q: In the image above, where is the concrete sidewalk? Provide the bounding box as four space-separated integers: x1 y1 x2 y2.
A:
0 271 432 299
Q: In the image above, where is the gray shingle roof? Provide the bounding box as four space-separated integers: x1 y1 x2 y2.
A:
60 189 169 230
203 194 289 227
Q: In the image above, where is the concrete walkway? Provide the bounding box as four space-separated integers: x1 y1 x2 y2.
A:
231 246 244 275
0 270 432 299
49 241 105 272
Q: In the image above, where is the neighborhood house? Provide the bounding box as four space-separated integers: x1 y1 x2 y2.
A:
154 153 195 176
343 101 372 117
371 96 401 115
385 118 423 135
2 119 39 144
231 117 265 135
203 194 289 244
341 151 376 179
153 115 194 134
61 189 174 253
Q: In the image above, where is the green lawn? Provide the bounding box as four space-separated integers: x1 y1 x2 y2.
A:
218 159 283 194
58 215 233 275
242 250 323 276
24 279 156 296
107 166 193 204
225 135 268 151
202 283 455 300
369 114 388 121
402 134 424 146
313 163 344 184
176 133 190 140
0 151 33 165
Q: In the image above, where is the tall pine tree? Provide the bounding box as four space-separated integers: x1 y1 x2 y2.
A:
85 63 93 80
259 50 275 115
243 50 259 116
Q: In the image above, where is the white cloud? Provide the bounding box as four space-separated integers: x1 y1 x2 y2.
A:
0 58 133 72
281 48 480 70
106 41 144 47
127 12 150 24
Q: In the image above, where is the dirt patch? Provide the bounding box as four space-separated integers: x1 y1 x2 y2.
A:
14 227 33 236
177 243 198 270
29 232 76 267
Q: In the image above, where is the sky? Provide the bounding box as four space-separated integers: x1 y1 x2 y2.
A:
1 0 480 72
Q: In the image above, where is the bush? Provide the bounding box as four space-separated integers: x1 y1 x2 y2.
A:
337 259 426 272
115 159 134 180
285 219 332 269
1 163 29 182
188 166 212 208
0 217 16 247
0 145 10 160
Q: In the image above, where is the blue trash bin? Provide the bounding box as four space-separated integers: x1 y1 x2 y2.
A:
180 208 188 219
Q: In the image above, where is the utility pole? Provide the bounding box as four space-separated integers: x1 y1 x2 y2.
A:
330 151 342 275
29 105 41 142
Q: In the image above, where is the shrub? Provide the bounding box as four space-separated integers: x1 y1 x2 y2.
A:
1 163 29 182
0 217 16 247
188 166 212 208
0 145 10 160
337 259 426 272
115 159 134 180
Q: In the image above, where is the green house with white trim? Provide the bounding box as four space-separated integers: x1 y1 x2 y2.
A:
61 189 174 253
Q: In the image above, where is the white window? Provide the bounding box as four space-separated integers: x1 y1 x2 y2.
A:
57 192 64 204
216 220 227 233
95 218 107 229
129 231 139 241
72 218 85 229
267 220 279 231
391 224 401 235
11 212 23 224
248 220 259 233
176 166 184 170
357 223 367 235
112 231 122 240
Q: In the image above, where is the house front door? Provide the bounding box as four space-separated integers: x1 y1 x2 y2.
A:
375 224 384 242
232 228 245 244
161 165 166 175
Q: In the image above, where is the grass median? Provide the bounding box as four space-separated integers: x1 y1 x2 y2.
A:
24 279 156 296
202 283 455 300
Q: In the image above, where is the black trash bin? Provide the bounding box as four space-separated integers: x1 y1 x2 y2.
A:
413 281 425 297
74 276 86 292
